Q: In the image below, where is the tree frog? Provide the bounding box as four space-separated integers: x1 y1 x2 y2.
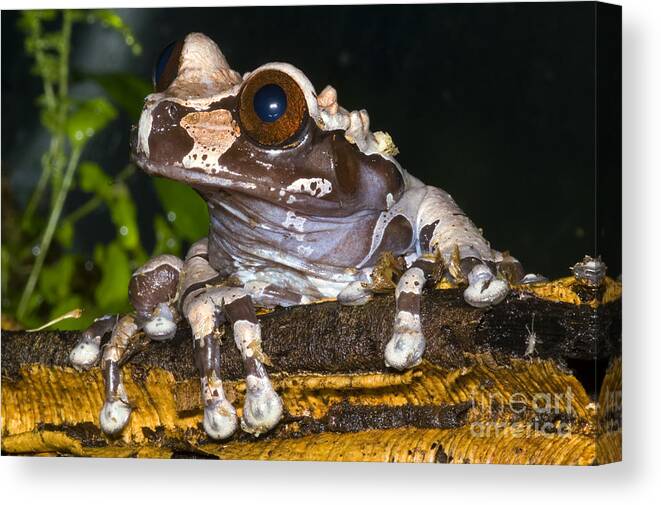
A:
69 33 527 440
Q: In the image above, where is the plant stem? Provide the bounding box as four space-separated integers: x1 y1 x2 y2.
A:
22 138 57 228
17 145 83 320
50 10 72 208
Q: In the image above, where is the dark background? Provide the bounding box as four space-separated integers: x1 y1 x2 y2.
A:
1 2 622 278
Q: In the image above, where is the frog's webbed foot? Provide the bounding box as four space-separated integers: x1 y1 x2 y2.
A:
463 262 509 308
69 314 117 371
69 254 184 436
462 253 531 307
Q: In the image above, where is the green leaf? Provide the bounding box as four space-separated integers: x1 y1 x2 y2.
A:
39 256 75 304
110 183 140 251
55 220 74 249
93 242 131 313
86 72 151 122
153 178 209 243
79 161 112 197
85 10 142 55
18 10 56 34
66 97 117 147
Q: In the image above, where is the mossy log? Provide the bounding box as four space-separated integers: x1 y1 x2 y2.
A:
1 278 622 464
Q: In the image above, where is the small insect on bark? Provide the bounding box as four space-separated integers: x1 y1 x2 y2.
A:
524 313 542 357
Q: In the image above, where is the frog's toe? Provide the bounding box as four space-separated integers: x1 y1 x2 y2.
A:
143 303 177 341
385 313 425 370
203 399 238 440
241 376 283 436
337 280 373 306
144 315 177 341
463 264 509 308
69 339 100 371
100 399 131 436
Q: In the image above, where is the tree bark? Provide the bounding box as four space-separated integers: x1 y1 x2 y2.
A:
1 281 622 464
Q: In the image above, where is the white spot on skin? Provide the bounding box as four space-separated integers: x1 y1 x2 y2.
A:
286 177 333 198
187 296 216 340
386 192 394 209
297 244 313 257
137 103 153 157
395 267 425 297
283 211 306 232
254 159 273 169
134 254 183 276
286 195 297 204
181 109 240 171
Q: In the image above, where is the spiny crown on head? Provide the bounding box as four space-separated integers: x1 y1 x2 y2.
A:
155 32 242 98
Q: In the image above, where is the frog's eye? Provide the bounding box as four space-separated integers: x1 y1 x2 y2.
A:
239 69 308 146
153 39 184 92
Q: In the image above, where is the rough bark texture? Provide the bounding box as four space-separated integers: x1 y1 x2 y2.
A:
1 280 622 464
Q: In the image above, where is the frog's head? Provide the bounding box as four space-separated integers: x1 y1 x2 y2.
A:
132 33 404 212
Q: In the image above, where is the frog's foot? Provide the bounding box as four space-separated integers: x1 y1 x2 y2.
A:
69 315 117 371
98 315 140 436
241 372 283 436
130 254 183 341
100 397 132 436
463 263 509 308
143 303 178 341
201 371 238 440
385 262 431 370
385 312 425 370
337 280 373 306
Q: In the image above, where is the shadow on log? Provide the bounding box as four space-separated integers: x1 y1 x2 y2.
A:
1 279 622 464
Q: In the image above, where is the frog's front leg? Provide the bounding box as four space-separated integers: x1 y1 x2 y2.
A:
94 255 184 435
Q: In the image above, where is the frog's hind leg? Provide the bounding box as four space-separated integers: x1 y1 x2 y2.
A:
416 186 520 308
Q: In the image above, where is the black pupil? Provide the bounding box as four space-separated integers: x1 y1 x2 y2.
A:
153 41 177 87
253 84 287 122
